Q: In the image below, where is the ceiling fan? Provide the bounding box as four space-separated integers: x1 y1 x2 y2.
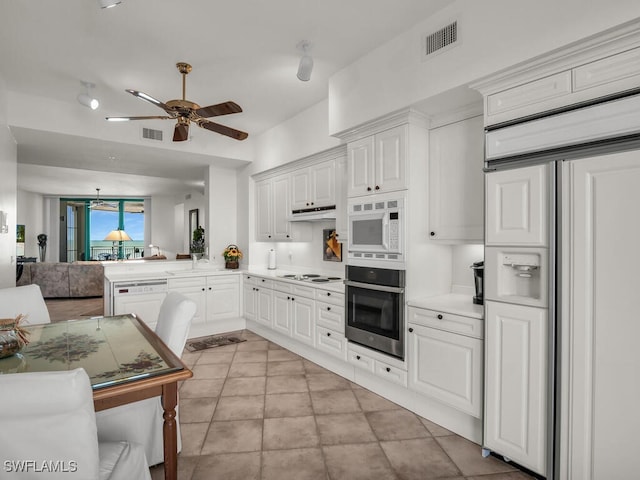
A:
89 188 118 209
106 62 248 142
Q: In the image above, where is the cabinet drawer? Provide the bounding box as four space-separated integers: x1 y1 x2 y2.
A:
168 276 205 289
408 306 483 339
316 301 344 332
292 284 315 299
208 274 240 287
315 289 344 306
347 347 375 372
573 47 640 92
253 277 273 290
316 326 346 360
243 274 257 285
273 281 292 294
375 360 408 387
487 71 572 118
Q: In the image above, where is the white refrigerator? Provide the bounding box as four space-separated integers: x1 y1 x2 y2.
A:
482 93 640 479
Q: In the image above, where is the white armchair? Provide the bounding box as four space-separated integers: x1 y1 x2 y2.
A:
0 368 151 480
96 292 197 466
0 284 51 325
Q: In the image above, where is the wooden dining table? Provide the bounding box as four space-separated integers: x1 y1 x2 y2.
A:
0 314 193 480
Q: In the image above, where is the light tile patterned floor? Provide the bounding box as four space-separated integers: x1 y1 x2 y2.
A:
149 330 534 480
45 299 534 480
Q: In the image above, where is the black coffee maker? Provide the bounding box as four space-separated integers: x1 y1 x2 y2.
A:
470 261 484 305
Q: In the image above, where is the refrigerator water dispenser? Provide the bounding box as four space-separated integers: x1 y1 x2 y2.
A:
484 247 548 307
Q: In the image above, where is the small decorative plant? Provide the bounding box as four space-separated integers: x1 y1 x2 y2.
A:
190 226 205 254
222 244 243 268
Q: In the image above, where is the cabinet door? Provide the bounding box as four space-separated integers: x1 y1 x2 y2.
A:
173 287 207 325
256 287 273 327
291 168 311 210
311 160 336 207
375 125 407 193
291 296 315 346
486 164 547 246
484 301 547 475
272 291 292 336
242 283 257 321
113 292 167 330
347 136 375 197
334 155 349 240
255 179 273 241
559 151 640 480
429 116 484 241
408 323 482 418
272 174 292 241
207 277 240 321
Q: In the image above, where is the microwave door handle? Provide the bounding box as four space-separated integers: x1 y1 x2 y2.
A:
382 216 389 250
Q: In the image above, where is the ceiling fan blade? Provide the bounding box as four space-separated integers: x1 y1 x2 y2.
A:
195 101 243 118
105 115 173 122
197 119 248 141
126 89 173 112
173 122 190 142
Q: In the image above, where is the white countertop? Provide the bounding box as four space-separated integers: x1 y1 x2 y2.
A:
244 268 345 293
407 294 484 319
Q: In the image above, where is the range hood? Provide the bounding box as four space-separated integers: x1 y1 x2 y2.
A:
289 205 336 222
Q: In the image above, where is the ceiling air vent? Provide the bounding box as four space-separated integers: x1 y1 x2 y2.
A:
423 20 458 58
142 127 163 141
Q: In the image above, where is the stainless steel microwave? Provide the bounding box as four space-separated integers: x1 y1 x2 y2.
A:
347 192 405 268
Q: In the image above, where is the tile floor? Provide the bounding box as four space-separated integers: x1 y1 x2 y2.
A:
45 298 534 480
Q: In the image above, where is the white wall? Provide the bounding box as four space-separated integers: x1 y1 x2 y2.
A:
16 189 44 259
452 244 484 292
148 195 181 259
328 0 640 134
0 74 17 287
206 165 239 267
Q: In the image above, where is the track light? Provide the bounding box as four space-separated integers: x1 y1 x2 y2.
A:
98 0 122 8
297 41 313 82
78 81 99 110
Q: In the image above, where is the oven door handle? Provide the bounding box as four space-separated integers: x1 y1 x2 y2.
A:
344 280 405 294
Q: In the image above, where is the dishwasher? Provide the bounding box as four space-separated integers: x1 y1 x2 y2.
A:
112 279 168 330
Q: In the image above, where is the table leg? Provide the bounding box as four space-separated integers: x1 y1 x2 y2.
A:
161 382 179 480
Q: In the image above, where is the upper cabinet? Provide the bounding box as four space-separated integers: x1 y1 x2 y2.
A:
428 115 484 243
291 159 336 210
347 124 407 197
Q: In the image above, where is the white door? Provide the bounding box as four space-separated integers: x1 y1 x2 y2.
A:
347 136 374 197
335 155 349 240
255 179 273 241
311 160 335 207
484 300 547 475
242 283 256 321
407 323 482 418
291 168 310 210
172 287 206 325
207 277 240 320
375 125 407 194
291 296 315 346
272 174 291 241
559 150 640 480
486 164 547 246
256 287 273 327
429 116 484 241
272 291 292 336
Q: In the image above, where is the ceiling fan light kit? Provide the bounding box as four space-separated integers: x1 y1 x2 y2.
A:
297 41 313 82
78 81 99 110
105 62 248 142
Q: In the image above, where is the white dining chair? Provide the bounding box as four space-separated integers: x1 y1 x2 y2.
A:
0 284 51 324
0 368 151 480
96 292 197 466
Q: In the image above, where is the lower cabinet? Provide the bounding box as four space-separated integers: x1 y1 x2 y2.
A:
243 275 272 327
407 307 483 418
272 287 315 346
484 300 547 475
347 342 408 387
168 277 207 326
206 275 240 321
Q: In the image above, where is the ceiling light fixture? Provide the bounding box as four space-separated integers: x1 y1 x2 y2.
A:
98 0 123 9
77 81 99 110
297 41 314 82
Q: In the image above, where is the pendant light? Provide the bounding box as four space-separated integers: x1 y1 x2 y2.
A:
78 81 99 110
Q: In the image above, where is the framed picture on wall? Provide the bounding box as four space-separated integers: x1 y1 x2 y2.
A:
189 209 199 237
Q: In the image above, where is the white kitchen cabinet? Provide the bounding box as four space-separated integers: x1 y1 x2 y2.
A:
255 174 310 242
272 282 315 345
243 280 257 321
206 275 240 321
112 292 167 330
243 275 272 327
407 321 482 418
273 290 293 336
347 125 407 197
485 164 548 246
291 160 336 210
429 115 484 242
334 155 349 241
291 295 315 346
168 276 207 326
484 300 547 475
347 342 408 387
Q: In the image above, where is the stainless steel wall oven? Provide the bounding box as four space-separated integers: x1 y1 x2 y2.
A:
345 265 405 359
